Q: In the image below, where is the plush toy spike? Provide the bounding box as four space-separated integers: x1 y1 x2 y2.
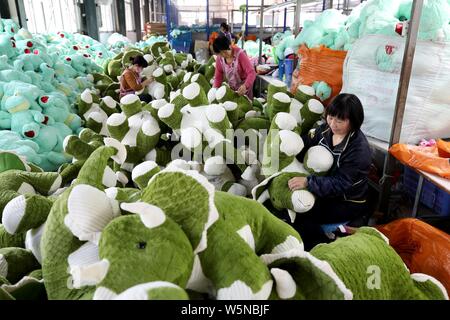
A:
182 82 208 107
237 95 253 114
2 194 54 234
86 112 107 134
205 105 232 136
171 94 189 111
144 147 172 167
303 145 334 176
207 88 218 104
0 151 30 173
0 224 25 248
76 142 126 189
120 95 142 118
222 101 240 125
107 113 129 142
104 187 141 204
166 74 180 90
104 83 120 102
0 247 40 284
99 96 118 116
95 212 194 295
28 163 44 173
267 92 291 122
0 170 62 196
215 85 238 103
300 99 324 135
294 85 315 104
77 89 93 115
144 99 167 121
271 112 299 132
289 98 303 126
190 73 211 92
182 72 193 83
79 128 104 144
158 103 183 130
267 80 288 107
177 70 186 83
252 98 264 111
262 131 303 177
58 160 85 186
63 135 97 161
131 161 161 190
136 118 161 156
152 67 167 84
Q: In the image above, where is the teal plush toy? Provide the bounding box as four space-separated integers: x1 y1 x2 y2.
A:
37 94 82 132
2 19 20 37
0 34 17 60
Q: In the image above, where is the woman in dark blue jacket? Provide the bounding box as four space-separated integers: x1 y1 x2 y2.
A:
288 93 372 250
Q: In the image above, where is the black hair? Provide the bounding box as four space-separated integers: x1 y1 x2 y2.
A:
132 55 148 68
325 93 364 131
220 22 229 32
212 35 231 54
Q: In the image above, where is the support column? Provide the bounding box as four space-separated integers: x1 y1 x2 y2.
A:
258 0 264 65
116 0 127 36
293 0 302 35
144 0 150 23
206 0 210 41
133 0 142 41
15 0 27 28
84 0 99 40
379 0 424 214
165 0 170 39
245 0 248 36
0 0 11 18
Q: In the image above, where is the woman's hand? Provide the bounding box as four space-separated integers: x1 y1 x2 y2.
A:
288 177 308 191
237 84 247 96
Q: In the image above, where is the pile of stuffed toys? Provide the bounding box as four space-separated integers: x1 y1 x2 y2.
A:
0 20 448 300
0 18 113 171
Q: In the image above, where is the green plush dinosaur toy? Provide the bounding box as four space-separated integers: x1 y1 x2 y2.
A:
261 227 448 300
139 167 303 299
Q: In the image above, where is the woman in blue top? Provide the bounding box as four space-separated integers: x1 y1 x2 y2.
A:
288 93 372 250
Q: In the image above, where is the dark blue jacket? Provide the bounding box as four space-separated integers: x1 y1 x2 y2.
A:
297 124 372 202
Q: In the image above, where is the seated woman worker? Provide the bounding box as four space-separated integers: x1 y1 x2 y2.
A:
119 55 154 103
212 35 256 99
288 93 372 250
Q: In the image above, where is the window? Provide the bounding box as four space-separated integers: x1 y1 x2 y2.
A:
125 0 135 31
99 4 114 32
23 0 79 34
